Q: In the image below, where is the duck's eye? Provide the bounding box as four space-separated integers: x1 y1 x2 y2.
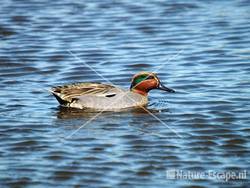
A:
146 76 155 80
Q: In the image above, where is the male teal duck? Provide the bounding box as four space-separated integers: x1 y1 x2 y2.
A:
50 72 175 111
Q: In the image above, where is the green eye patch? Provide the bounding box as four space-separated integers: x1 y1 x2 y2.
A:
134 75 148 84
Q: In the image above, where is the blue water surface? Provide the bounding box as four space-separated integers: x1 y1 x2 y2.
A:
0 0 250 187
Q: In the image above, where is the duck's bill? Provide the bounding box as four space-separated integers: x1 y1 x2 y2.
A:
158 83 175 93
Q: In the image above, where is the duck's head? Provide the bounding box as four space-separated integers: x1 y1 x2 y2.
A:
130 72 175 96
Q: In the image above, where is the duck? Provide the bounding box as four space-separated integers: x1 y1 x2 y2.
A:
50 72 175 111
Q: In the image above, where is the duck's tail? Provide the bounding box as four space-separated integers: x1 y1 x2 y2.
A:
49 89 68 105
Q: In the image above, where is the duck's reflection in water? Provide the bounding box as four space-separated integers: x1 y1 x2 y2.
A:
55 105 174 140
56 105 166 119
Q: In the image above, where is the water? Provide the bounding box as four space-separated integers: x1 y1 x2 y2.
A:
1 0 250 187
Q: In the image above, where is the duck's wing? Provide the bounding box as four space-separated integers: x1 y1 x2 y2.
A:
50 82 122 105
